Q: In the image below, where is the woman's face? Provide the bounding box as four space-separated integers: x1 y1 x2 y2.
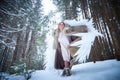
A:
58 23 65 31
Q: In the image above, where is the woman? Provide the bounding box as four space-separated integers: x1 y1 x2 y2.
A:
53 22 71 76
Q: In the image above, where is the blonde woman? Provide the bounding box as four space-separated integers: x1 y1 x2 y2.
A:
53 22 71 76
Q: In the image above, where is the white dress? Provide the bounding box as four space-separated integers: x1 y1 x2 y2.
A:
58 31 70 61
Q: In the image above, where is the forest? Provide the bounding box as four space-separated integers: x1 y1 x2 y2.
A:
0 0 120 75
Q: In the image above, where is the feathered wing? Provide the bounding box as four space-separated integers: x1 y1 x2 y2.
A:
65 19 103 63
70 32 96 62
44 30 56 70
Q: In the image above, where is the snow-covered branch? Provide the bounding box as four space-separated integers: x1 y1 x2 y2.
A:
0 22 26 33
0 40 15 49
0 8 27 17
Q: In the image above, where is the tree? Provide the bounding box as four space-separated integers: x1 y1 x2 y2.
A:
52 0 120 63
0 0 49 72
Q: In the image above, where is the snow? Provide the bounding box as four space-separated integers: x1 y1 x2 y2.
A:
27 60 120 80
4 59 120 80
7 75 25 80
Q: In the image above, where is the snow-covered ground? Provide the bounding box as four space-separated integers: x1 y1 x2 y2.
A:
4 59 120 80
29 59 120 80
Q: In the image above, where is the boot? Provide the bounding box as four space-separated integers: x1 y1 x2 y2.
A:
65 68 71 76
61 69 66 76
61 68 71 76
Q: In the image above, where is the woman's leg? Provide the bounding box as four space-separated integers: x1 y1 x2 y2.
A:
64 61 70 68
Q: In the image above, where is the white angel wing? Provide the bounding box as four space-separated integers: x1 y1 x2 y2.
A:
66 19 103 63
